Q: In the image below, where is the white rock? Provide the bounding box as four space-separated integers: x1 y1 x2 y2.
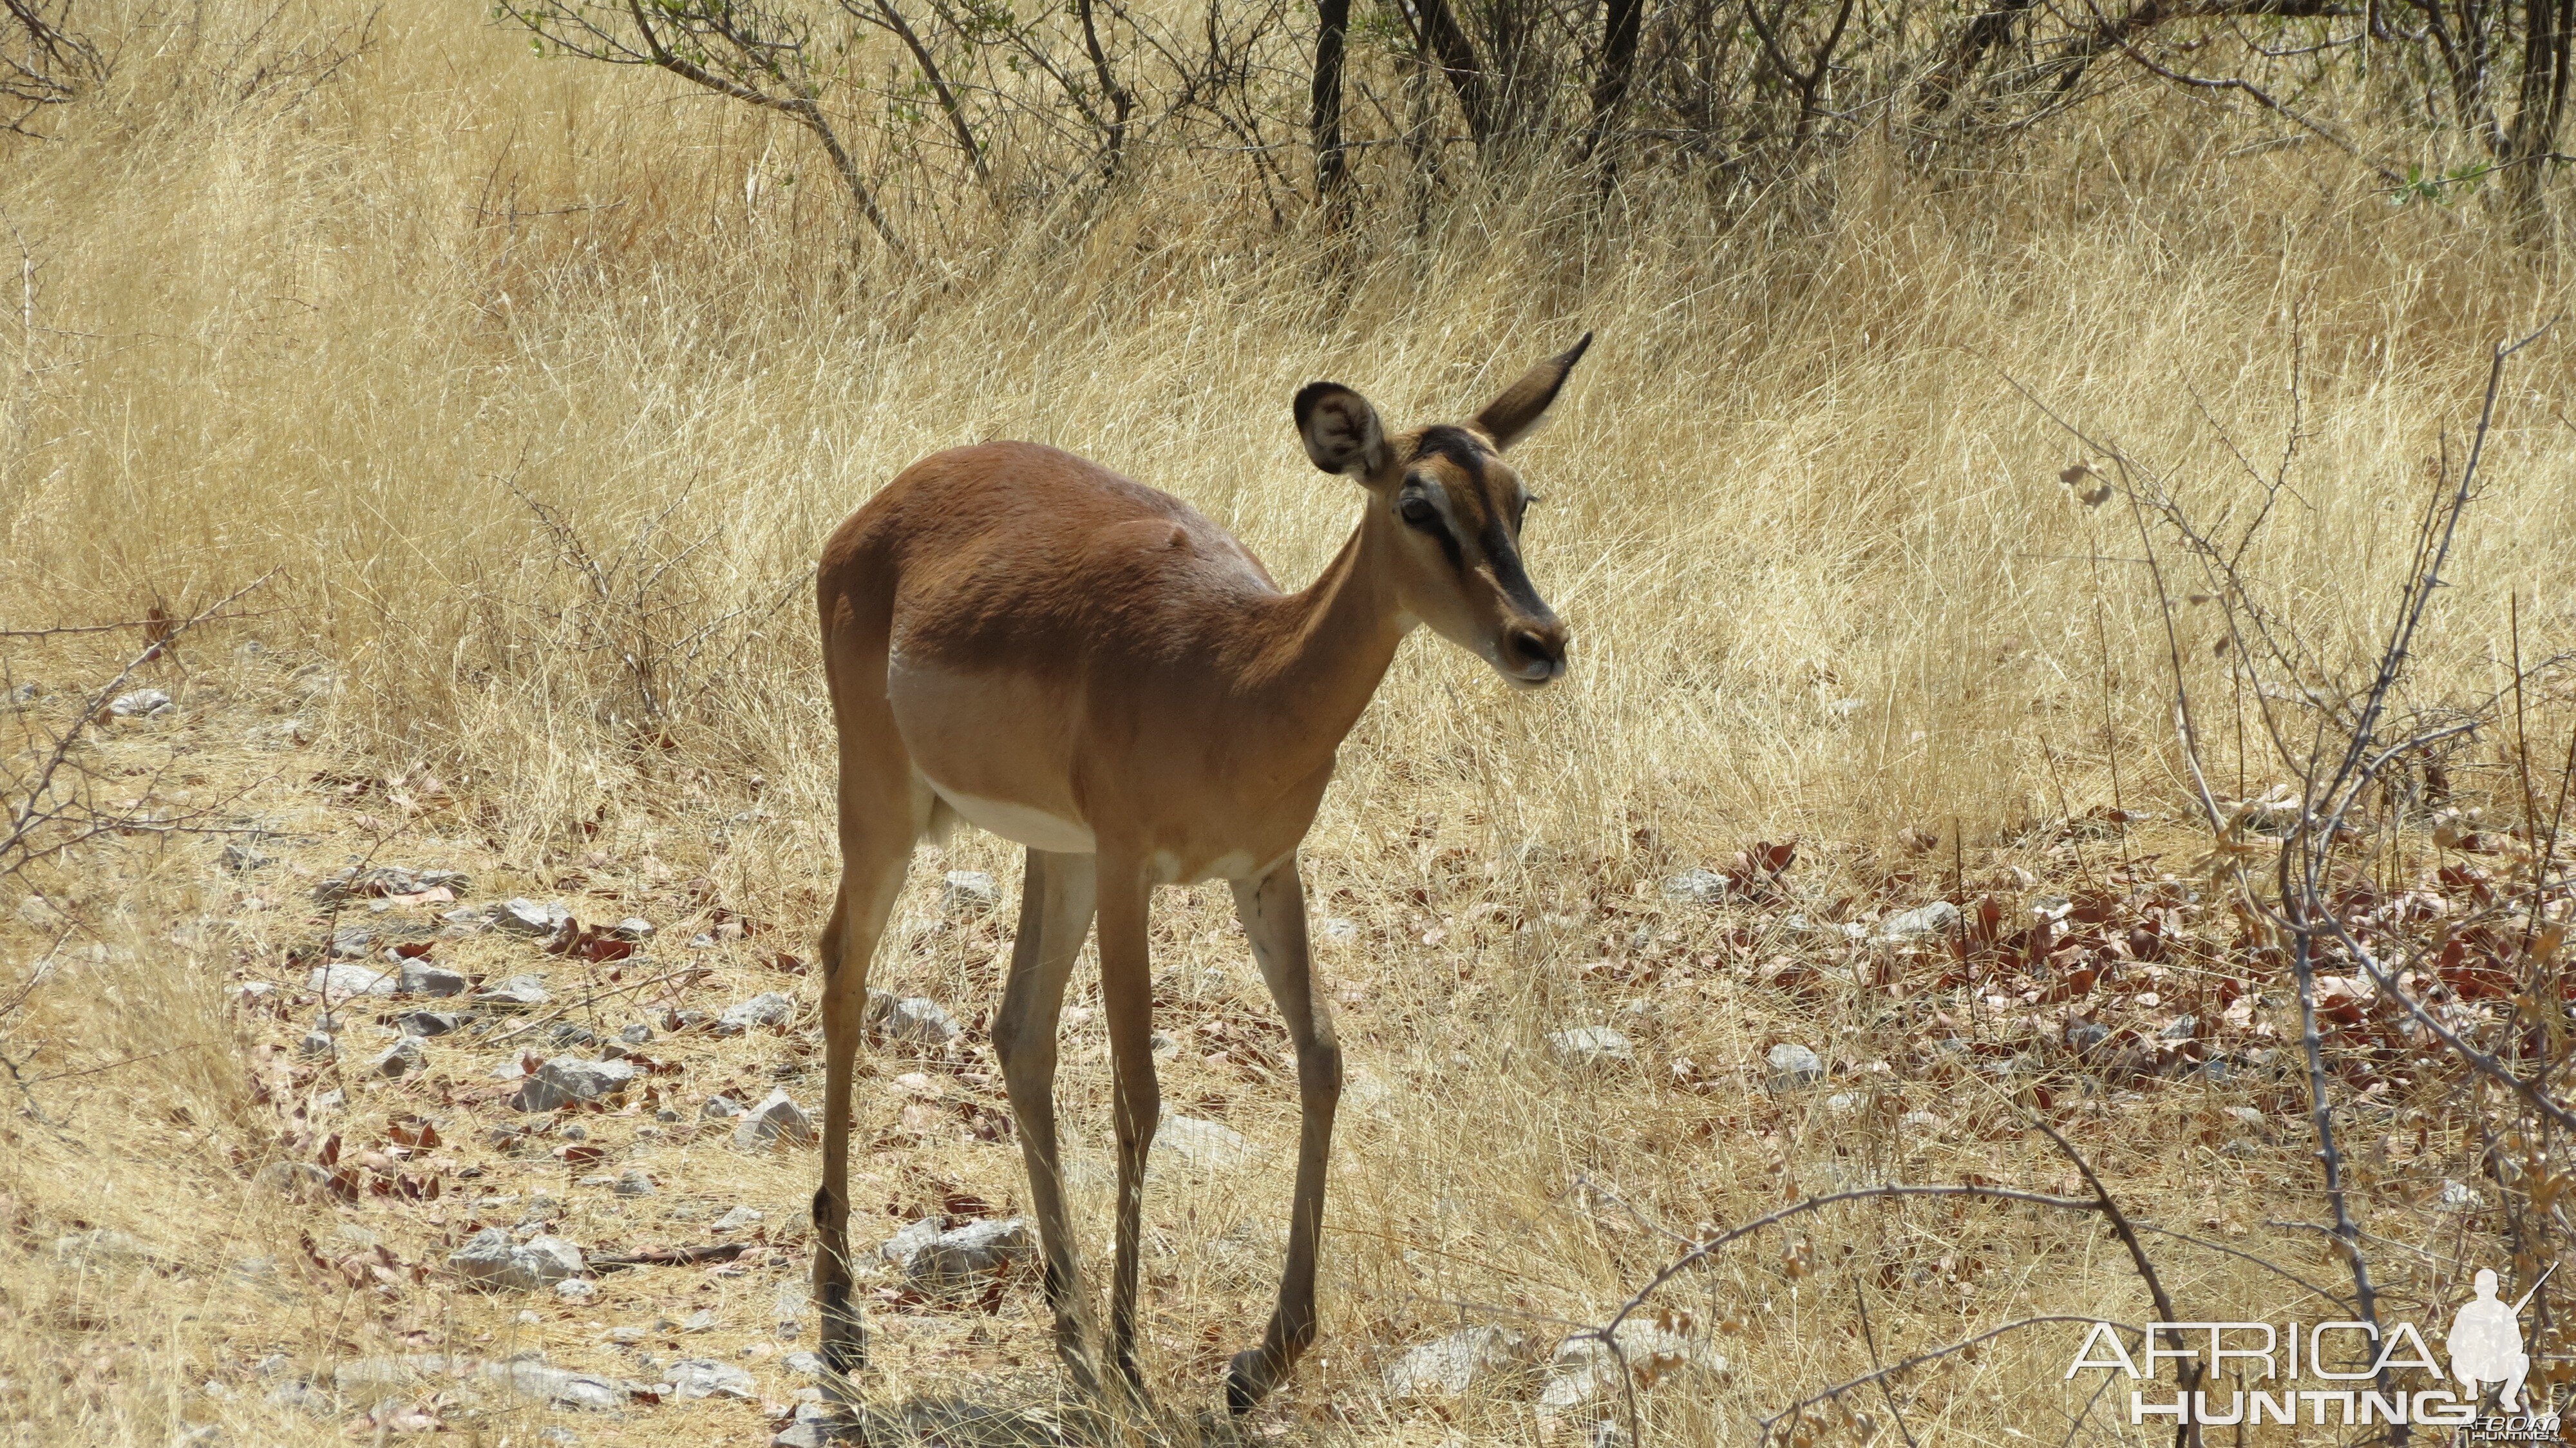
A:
1661 868 1729 904
701 1094 746 1119
396 960 471 997
475 974 551 1009
1765 1042 1825 1089
1319 917 1361 944
733 1089 815 1150
368 1038 426 1078
1158 1114 1251 1169
109 689 173 718
447 1227 587 1290
876 996 959 1046
1385 1326 1523 1398
878 1216 947 1270
1546 1025 1635 1069
941 870 999 913
1540 1321 1727 1411
712 1205 763 1232
514 1056 640 1112
1875 900 1960 943
902 1217 1034 1290
668 1358 757 1400
308 963 394 998
555 1279 598 1303
496 899 573 936
715 991 796 1036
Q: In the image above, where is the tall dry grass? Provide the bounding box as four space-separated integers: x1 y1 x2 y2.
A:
5 1 2576 1444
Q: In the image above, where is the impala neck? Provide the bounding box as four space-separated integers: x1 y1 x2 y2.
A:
1245 506 1413 787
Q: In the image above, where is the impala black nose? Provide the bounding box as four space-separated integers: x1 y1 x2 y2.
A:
1502 620 1567 683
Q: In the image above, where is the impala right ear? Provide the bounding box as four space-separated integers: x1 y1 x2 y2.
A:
1293 382 1388 477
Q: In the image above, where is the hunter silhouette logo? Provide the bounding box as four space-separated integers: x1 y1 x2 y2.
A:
2450 1264 2550 1413
2061 1262 2562 1433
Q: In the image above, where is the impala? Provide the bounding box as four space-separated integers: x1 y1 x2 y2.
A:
809 334 1591 1413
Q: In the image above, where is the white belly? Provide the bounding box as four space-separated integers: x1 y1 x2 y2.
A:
930 783 1097 854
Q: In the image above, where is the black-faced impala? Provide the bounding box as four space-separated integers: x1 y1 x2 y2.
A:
809 335 1591 1413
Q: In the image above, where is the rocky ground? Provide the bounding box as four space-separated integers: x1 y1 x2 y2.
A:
6 653 2547 1448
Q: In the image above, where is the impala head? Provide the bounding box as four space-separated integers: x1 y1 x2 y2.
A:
1293 332 1589 688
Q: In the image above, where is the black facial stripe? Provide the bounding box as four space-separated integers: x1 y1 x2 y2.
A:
1481 519 1554 620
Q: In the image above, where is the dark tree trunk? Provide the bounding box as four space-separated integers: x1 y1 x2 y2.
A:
1583 0 1645 162
1405 0 1493 147
1312 0 1354 213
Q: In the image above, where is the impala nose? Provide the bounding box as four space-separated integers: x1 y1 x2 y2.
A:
1501 619 1567 683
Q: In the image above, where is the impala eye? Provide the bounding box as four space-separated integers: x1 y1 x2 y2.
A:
1398 495 1439 529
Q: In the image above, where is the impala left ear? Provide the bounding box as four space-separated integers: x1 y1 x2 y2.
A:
1294 381 1388 476
1475 331 1593 450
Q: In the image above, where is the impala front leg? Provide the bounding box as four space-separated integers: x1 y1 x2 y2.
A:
1226 859 1340 1411
1095 859 1161 1402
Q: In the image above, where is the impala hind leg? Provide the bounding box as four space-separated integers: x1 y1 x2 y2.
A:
1094 862 1161 1401
812 769 931 1392
990 849 1103 1394
1224 861 1338 1411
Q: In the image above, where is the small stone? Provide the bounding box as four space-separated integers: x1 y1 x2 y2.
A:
606 1326 648 1345
308 962 394 998
784 1351 824 1375
1875 900 1960 943
878 1216 947 1270
1386 1325 1522 1398
1319 916 1361 944
702 1094 746 1119
397 1010 466 1038
220 843 275 873
475 974 551 1009
53 1228 159 1265
396 960 471 997
668 1358 757 1400
2065 1022 2110 1053
438 906 494 937
611 917 656 940
368 1038 426 1078
1158 1114 1251 1168
555 1278 599 1303
772 1425 828 1448
327 926 375 959
732 1089 815 1150
1546 1025 1635 1069
109 689 174 718
715 991 796 1036
940 870 999 913
2159 1015 2199 1041
447 1226 587 1290
514 1056 641 1112
614 1170 656 1197
712 1205 762 1232
496 899 573 937
1764 1042 1826 1089
683 1308 717 1333
296 1029 337 1060
901 1217 1035 1291
1539 1320 1726 1411
2439 1180 2482 1211
479 1359 623 1411
1660 868 1729 904
876 996 958 1047
620 1023 654 1045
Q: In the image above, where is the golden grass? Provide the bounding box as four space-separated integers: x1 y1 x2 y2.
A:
5 0 2576 1443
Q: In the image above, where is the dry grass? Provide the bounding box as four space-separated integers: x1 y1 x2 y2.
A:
5 0 2576 1443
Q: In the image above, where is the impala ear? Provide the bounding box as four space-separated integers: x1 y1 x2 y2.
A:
1475 331 1593 450
1293 382 1388 476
